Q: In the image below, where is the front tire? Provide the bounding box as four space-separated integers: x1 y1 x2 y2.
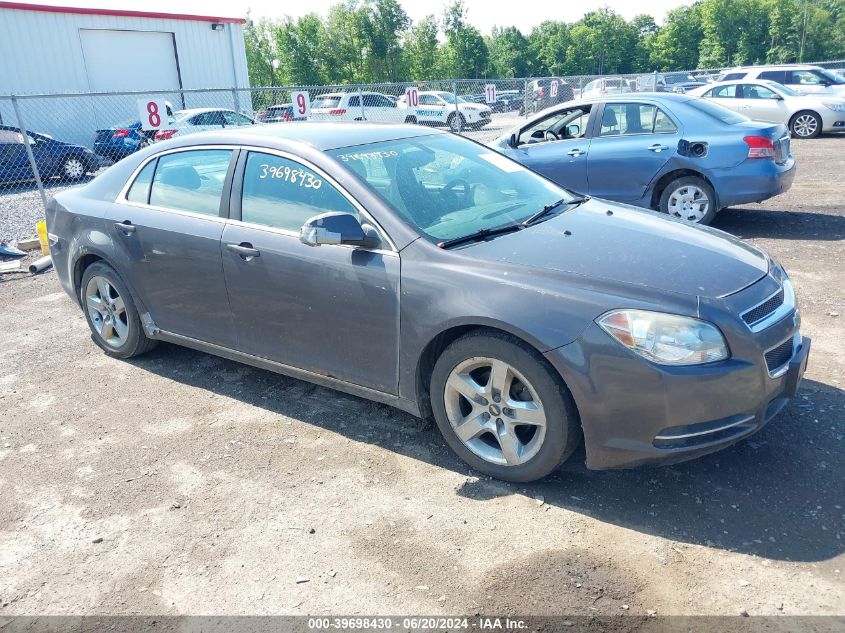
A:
447 112 466 133
789 110 822 139
404 115 418 124
659 175 717 225
80 262 157 359
430 331 580 482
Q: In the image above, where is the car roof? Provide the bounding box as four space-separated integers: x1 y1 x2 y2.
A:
174 107 235 116
161 122 443 151
725 64 821 71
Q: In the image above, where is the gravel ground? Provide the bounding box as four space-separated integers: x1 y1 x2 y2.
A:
0 136 843 621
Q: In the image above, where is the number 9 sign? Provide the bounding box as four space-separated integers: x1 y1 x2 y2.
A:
291 91 311 119
137 99 168 131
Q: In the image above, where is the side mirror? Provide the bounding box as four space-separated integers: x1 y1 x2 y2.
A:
770 93 784 100
300 212 380 249
567 124 580 137
508 133 518 147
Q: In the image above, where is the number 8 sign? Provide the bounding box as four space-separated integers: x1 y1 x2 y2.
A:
291 91 311 119
137 99 168 131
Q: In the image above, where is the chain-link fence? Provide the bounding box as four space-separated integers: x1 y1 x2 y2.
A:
2 60 844 243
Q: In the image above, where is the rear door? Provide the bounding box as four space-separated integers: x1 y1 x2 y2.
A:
702 84 740 112
221 150 400 393
586 101 682 202
498 105 594 194
106 148 238 347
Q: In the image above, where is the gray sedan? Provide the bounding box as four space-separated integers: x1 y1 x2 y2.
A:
48 123 809 482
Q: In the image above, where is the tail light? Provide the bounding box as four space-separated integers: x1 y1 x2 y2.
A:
154 129 178 141
743 136 775 159
329 108 347 115
112 129 131 138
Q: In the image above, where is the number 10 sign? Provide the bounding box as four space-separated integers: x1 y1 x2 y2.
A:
138 99 168 131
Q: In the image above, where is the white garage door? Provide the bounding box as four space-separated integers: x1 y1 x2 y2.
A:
80 29 181 92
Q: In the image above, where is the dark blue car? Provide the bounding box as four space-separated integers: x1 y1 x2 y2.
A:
0 125 99 184
494 93 795 225
93 120 154 161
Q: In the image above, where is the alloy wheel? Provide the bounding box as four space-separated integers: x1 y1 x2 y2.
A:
667 185 710 223
63 158 85 179
443 357 547 466
85 276 129 348
793 114 818 138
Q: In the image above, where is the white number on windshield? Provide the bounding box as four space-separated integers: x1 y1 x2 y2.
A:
258 164 322 189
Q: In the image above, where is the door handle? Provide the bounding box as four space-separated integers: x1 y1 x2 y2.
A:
647 144 670 153
114 221 136 234
226 242 260 260
567 148 586 157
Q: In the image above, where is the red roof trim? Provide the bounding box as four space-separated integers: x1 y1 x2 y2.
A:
0 1 245 24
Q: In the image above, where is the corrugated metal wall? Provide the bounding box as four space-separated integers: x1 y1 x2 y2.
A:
0 5 249 146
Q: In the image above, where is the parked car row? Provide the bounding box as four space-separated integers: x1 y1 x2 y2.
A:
1 125 99 185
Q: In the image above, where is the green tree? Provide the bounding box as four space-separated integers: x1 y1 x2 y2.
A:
274 14 330 85
487 26 532 77
324 1 370 82
243 15 279 86
527 21 570 76
649 4 704 70
405 15 441 80
363 0 411 81
442 0 489 78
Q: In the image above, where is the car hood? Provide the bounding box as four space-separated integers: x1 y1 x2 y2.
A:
467 200 769 299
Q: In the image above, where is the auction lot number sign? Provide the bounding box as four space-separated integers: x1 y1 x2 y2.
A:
138 99 168 131
292 91 311 118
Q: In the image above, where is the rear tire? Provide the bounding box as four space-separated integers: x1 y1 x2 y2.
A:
59 156 87 181
80 261 157 359
404 115 418 124
658 175 718 225
429 330 580 482
789 110 822 139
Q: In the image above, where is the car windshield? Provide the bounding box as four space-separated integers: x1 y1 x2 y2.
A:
819 68 845 85
686 98 748 124
327 134 575 242
313 96 342 108
765 81 800 96
437 92 466 104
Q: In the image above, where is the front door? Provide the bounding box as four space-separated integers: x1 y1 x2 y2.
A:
498 105 593 194
735 83 789 123
222 150 400 394
106 148 238 348
586 102 682 202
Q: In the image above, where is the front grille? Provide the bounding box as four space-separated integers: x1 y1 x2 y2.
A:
742 288 784 326
765 338 794 373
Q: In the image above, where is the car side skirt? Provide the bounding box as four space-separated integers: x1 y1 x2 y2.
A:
147 321 420 417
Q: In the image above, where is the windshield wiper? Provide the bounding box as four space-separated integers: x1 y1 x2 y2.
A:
520 196 589 227
437 223 523 249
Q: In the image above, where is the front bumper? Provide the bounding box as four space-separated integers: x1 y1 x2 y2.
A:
544 276 809 469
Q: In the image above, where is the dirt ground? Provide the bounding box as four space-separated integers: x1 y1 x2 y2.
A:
0 136 843 621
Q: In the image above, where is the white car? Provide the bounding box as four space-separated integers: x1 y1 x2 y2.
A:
311 92 410 123
688 79 845 139
154 108 255 141
579 77 631 99
397 91 492 131
717 65 845 98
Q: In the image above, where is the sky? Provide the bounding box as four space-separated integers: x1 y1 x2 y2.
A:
9 0 697 34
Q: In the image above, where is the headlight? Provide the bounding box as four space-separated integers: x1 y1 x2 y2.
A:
822 102 845 112
597 310 729 365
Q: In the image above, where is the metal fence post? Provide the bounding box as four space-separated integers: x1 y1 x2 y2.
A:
523 78 530 118
11 96 48 210
452 80 461 132
358 85 365 121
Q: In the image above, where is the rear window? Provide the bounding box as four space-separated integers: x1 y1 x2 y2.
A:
759 70 787 83
685 98 748 125
148 149 232 216
313 96 342 109
720 72 747 81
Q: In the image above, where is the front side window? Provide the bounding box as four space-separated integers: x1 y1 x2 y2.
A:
518 106 591 145
148 149 232 216
223 112 253 126
741 84 777 100
418 94 440 106
788 70 825 85
313 96 342 109
328 133 575 243
241 152 359 232
599 103 677 136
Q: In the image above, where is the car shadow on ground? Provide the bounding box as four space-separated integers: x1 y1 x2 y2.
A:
128 344 844 564
713 207 845 241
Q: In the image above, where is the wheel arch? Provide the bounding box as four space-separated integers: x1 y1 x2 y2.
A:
649 168 720 211
788 109 822 136
414 322 574 419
